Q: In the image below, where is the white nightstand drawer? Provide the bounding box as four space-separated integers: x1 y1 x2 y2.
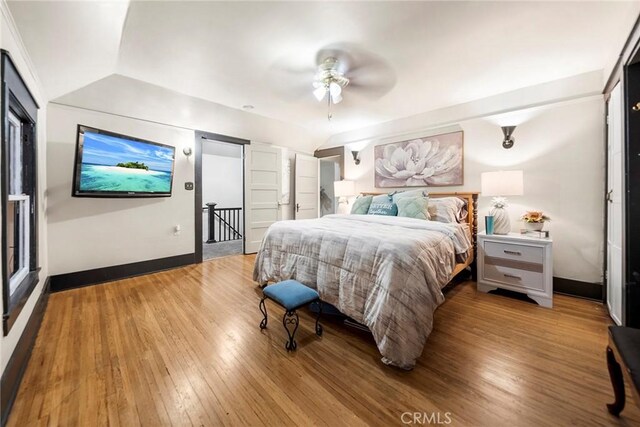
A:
484 241 543 264
477 232 553 308
482 263 545 292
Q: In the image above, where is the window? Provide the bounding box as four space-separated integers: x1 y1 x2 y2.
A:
2 51 40 334
7 111 30 296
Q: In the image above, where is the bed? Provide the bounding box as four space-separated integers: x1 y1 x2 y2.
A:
253 192 479 369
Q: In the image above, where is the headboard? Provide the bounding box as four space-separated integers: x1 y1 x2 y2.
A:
361 191 480 273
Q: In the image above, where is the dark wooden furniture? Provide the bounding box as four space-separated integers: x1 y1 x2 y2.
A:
259 280 323 351
606 326 640 415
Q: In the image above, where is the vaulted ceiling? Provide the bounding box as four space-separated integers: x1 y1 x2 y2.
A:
8 1 640 140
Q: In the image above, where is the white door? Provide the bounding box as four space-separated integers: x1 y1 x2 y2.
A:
607 82 624 325
244 143 282 254
294 154 319 219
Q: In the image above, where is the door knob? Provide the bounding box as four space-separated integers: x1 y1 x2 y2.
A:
606 190 613 203
296 203 300 212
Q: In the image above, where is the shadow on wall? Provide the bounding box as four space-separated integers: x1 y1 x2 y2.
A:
46 141 168 223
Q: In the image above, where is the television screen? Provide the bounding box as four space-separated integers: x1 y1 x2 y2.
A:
72 125 175 197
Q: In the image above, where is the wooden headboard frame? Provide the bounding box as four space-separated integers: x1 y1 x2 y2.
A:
362 191 480 277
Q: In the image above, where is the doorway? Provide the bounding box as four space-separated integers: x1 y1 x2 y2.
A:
194 131 249 262
314 147 345 217
319 157 341 216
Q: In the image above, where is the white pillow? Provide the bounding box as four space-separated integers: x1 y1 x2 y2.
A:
428 197 467 223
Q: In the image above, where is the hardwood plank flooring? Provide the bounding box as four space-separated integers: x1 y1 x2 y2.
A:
7 254 640 426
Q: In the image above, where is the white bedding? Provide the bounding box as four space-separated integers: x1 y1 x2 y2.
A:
253 214 471 369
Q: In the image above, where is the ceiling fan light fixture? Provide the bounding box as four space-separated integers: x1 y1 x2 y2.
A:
312 57 350 119
329 81 342 98
313 85 327 101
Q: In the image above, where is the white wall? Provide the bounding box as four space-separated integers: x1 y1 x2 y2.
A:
47 104 195 274
0 2 49 375
47 108 315 275
53 74 322 154
202 153 243 209
338 95 605 284
48 74 316 242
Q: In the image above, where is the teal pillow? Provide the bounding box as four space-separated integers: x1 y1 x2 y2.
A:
350 195 373 215
397 196 430 220
392 189 428 204
367 194 398 216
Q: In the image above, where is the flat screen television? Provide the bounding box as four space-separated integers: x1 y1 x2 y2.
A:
72 125 176 198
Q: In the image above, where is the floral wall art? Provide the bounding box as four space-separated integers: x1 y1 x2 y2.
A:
374 130 464 187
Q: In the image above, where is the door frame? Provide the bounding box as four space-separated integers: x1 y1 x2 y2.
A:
194 131 250 263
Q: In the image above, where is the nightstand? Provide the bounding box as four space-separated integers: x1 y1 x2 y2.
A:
477 231 553 308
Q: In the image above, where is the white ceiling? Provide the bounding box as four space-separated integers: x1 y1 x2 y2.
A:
8 1 640 141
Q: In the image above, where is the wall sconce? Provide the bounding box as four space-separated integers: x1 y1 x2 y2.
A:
351 150 360 165
183 147 193 157
501 126 516 149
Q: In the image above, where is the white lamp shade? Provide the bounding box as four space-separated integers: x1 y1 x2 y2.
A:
313 86 327 101
481 170 524 196
334 180 355 197
329 82 342 97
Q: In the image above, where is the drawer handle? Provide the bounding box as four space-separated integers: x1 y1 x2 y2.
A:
503 250 522 256
504 273 522 280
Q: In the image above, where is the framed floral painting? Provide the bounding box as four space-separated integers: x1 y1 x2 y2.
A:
374 130 463 188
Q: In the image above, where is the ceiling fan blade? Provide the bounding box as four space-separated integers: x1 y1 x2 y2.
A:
265 59 317 101
347 73 396 99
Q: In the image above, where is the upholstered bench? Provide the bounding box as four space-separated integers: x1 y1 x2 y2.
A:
606 326 640 416
259 280 323 351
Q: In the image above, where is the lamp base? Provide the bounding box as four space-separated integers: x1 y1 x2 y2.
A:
489 207 511 234
336 197 350 215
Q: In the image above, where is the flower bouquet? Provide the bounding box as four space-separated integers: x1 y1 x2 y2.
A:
521 211 550 231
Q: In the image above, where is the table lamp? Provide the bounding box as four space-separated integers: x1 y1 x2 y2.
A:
334 180 355 214
480 171 524 234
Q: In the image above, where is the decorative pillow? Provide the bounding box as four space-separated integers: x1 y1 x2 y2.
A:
350 195 373 215
428 197 467 223
396 196 430 220
367 194 398 216
392 189 428 204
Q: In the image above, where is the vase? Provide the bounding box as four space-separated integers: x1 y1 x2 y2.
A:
525 222 544 231
489 206 510 234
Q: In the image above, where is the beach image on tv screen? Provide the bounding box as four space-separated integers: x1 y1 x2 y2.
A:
78 131 174 193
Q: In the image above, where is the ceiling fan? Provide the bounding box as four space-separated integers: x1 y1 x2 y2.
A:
267 43 397 121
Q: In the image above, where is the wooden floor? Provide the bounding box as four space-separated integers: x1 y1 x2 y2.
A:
8 255 640 426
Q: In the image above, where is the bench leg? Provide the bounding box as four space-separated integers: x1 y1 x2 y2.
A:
315 300 323 337
607 346 626 416
283 310 299 351
259 297 268 330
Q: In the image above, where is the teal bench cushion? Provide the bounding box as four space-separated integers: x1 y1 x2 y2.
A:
263 280 320 310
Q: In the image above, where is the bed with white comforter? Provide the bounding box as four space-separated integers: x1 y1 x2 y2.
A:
253 214 471 369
